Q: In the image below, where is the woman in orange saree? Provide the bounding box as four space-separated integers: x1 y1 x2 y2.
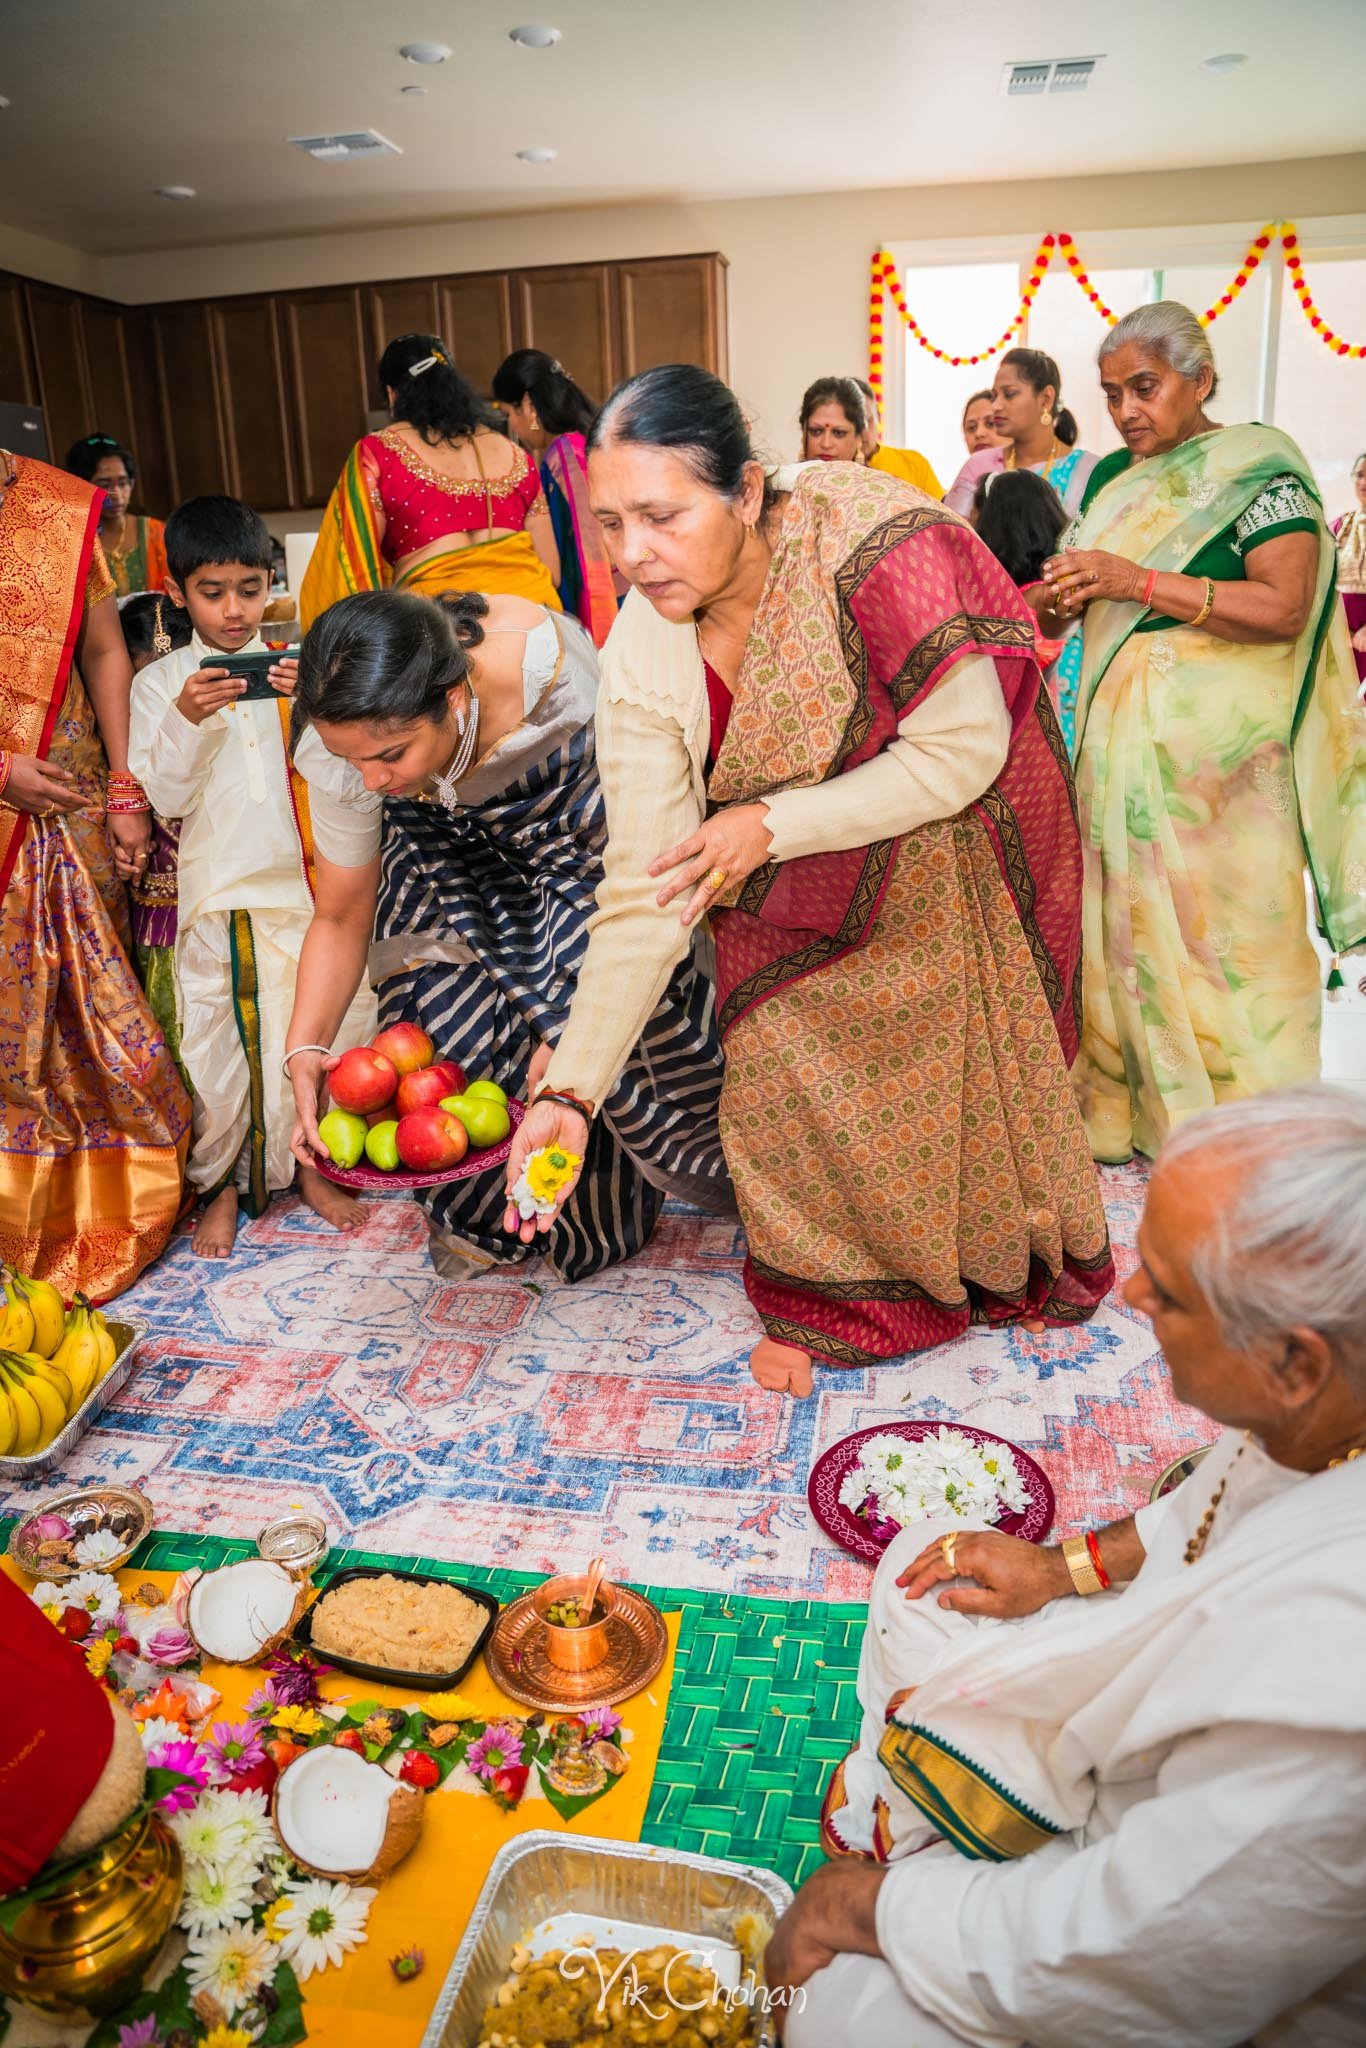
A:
0 452 190 1299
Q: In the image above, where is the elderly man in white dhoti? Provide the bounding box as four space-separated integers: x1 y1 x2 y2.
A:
769 1082 1366 2048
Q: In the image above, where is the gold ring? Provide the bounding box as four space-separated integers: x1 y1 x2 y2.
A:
940 1532 958 1573
706 866 728 891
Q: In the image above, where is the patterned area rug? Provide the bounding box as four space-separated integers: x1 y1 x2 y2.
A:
0 1165 1215 1600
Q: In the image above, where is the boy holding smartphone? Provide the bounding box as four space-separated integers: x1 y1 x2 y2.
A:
128 496 375 1258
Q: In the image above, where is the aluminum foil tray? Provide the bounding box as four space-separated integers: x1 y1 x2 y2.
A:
421 1831 794 2048
0 1318 143 1480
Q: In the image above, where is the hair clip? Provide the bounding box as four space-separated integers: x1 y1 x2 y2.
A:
408 355 439 377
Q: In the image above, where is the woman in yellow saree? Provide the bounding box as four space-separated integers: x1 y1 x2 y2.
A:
301 333 562 629
0 451 190 1298
1039 303 1366 1161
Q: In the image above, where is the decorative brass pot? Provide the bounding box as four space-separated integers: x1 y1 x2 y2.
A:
0 1807 184 2020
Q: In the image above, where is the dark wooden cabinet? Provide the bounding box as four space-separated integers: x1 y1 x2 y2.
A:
0 272 38 408
2 251 728 512
153 303 228 501
514 263 618 406
436 272 514 397
618 254 728 381
24 283 93 463
280 286 368 505
212 297 295 510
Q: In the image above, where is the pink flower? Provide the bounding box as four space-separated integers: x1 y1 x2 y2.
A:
117 2017 163 2048
580 1707 623 1741
144 1623 196 1667
464 1722 525 1782
145 1739 210 1813
245 1677 282 1717
202 1719 267 1782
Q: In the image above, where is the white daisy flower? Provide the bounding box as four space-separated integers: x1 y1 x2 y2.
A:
138 1716 184 1754
60 1571 122 1623
73 1528 124 1567
184 1922 272 2016
275 1879 376 1980
178 1851 259 1936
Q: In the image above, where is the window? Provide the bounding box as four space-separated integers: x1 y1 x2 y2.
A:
1271 256 1366 522
899 263 1020 490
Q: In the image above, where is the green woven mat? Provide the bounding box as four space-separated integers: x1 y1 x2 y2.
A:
8 1524 865 1888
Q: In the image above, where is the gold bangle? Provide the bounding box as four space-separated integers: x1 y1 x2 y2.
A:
1188 577 1216 629
1060 1535 1104 1597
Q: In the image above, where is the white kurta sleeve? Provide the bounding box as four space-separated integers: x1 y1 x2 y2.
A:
128 668 229 818
293 727 383 869
758 655 1010 864
875 1721 1366 2048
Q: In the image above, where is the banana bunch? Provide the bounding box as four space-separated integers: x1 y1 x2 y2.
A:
0 1271 120 1459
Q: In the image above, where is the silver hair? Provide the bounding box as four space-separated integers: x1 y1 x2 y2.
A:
1156 1084 1366 1386
1099 300 1218 396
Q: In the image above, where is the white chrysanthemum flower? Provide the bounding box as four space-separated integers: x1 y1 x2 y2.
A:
61 1571 122 1622
223 1786 275 1869
138 1716 184 1753
184 1921 272 2016
846 1431 1031 1527
178 1850 259 1935
74 1527 123 1567
275 1879 376 1980
171 1786 256 1873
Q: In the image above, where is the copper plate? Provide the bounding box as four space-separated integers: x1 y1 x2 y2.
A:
8 1484 155 1581
483 1585 668 1711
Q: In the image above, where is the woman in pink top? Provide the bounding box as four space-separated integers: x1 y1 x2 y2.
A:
946 348 1098 521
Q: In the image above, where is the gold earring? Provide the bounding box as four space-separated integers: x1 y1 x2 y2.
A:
1040 407 1054 427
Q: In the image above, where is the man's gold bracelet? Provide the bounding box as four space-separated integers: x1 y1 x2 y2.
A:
1060 1535 1104 1597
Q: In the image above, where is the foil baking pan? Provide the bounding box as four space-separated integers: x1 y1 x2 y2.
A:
422 1830 794 2047
0 1318 144 1481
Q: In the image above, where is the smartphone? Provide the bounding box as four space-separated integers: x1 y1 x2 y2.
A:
199 647 301 702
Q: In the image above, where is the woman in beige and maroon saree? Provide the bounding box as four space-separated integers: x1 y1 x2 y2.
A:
702 462 1113 1386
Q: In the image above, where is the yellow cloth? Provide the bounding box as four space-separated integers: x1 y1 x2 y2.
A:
1 1559 678 2048
868 444 943 500
394 533 562 612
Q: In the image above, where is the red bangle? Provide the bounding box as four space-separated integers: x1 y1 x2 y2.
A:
1141 569 1159 609
1084 1528 1111 1590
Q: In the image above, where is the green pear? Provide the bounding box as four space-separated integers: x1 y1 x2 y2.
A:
364 1119 401 1171
317 1108 368 1169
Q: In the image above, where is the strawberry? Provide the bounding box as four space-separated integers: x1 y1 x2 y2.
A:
332 1729 366 1756
223 1757 278 1798
490 1763 529 1810
267 1736 307 1771
399 1750 440 1790
57 1606 91 1640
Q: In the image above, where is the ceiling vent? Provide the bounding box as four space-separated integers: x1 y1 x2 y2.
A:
289 130 403 161
1003 56 1104 97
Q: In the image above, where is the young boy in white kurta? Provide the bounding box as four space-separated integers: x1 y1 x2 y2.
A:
128 496 375 1256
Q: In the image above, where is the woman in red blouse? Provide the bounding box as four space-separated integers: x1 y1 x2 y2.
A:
302 332 563 627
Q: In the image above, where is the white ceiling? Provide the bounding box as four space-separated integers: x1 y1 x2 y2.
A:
2 0 1363 257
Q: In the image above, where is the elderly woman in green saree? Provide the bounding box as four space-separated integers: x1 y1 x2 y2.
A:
1037 301 1366 1163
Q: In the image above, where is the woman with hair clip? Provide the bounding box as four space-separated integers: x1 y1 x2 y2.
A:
492 348 621 646
944 348 1097 520
64 433 167 597
300 334 562 628
284 588 730 1280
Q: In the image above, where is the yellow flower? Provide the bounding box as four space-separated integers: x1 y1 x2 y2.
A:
526 1146 582 1202
85 1638 112 1679
420 1690 477 1721
40 1603 61 1623
262 1898 292 1945
201 2028 253 2048
272 1705 323 1737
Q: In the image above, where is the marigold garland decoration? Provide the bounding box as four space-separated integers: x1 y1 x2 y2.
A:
868 221 1364 409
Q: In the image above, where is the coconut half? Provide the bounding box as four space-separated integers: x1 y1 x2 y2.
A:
185 1559 305 1665
272 1743 425 1884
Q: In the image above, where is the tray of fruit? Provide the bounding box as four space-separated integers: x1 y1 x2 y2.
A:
310 1020 525 1191
0 1268 140 1478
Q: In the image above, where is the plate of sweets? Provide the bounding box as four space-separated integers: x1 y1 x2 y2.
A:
808 1421 1055 1566
308 1020 525 1190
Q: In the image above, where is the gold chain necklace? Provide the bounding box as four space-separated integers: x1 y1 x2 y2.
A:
1185 1434 1366 1565
1004 436 1068 475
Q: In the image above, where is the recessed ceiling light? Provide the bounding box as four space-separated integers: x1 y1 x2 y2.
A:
154 185 196 201
400 84 428 96
516 146 557 163
400 40 450 63
1200 51 1248 74
508 24 562 48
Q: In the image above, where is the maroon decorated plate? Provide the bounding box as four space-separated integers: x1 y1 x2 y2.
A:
311 1096 525 1191
808 1420 1055 1564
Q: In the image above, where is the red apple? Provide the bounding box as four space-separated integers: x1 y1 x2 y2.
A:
329 1046 398 1115
371 1021 435 1075
395 1107 469 1172
394 1060 466 1117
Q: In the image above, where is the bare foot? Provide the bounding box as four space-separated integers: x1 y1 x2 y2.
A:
299 1163 367 1233
749 1336 814 1398
192 1187 240 1259
1020 1317 1046 1336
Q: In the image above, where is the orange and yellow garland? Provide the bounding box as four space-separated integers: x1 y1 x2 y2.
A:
868 221 1364 411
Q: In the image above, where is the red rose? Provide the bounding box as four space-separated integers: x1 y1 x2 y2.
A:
399 1751 440 1790
491 1764 530 1810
